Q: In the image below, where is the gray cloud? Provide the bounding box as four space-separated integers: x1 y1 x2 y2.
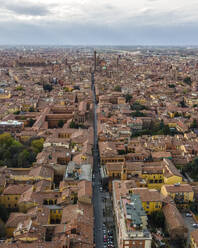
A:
0 0 197 45
0 20 197 46
8 4 50 16
0 1 51 16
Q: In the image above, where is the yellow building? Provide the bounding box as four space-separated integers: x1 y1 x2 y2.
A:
0 91 11 99
190 229 198 248
142 166 164 190
167 121 177 128
131 188 163 215
49 206 63 224
168 111 175 118
5 213 28 237
161 184 194 209
117 97 126 105
0 185 31 209
101 156 125 165
163 158 183 185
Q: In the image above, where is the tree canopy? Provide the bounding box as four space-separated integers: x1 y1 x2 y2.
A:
114 85 121 92
182 157 198 181
43 83 53 92
124 93 132 103
58 120 64 128
183 76 192 86
149 210 165 229
131 102 148 111
0 133 43 168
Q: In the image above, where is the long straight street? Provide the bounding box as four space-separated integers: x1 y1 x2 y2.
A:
92 72 104 248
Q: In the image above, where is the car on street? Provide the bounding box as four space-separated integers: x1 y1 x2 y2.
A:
100 186 103 192
186 213 192 217
192 223 198 228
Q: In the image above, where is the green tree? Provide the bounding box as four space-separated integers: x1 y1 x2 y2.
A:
183 76 192 85
43 84 53 92
70 121 79 129
118 150 126 155
29 106 34 112
28 118 36 127
13 110 20 115
179 98 187 108
131 102 148 111
64 87 69 92
114 85 121 92
149 210 165 229
191 119 198 129
31 138 44 154
15 85 24 91
125 93 132 103
131 111 146 117
0 133 39 168
58 120 64 128
174 112 181 117
183 157 198 181
18 149 30 167
168 84 175 88
0 133 14 147
0 205 9 222
0 219 6 238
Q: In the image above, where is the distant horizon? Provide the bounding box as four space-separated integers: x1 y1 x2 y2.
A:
1 44 198 48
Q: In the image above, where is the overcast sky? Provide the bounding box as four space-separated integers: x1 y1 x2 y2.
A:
0 0 198 45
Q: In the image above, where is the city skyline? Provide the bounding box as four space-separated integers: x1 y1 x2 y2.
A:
0 0 198 45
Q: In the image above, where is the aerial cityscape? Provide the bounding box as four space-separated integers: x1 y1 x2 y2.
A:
0 1 198 248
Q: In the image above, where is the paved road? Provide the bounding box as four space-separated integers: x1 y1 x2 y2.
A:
92 72 117 248
182 213 197 246
92 72 104 248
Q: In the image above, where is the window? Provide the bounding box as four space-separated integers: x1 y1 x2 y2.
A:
15 197 18 200
7 197 10 200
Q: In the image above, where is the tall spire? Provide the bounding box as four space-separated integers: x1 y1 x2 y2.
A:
75 94 78 103
94 50 96 72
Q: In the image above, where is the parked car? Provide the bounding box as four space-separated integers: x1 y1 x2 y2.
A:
192 223 198 228
186 213 192 217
